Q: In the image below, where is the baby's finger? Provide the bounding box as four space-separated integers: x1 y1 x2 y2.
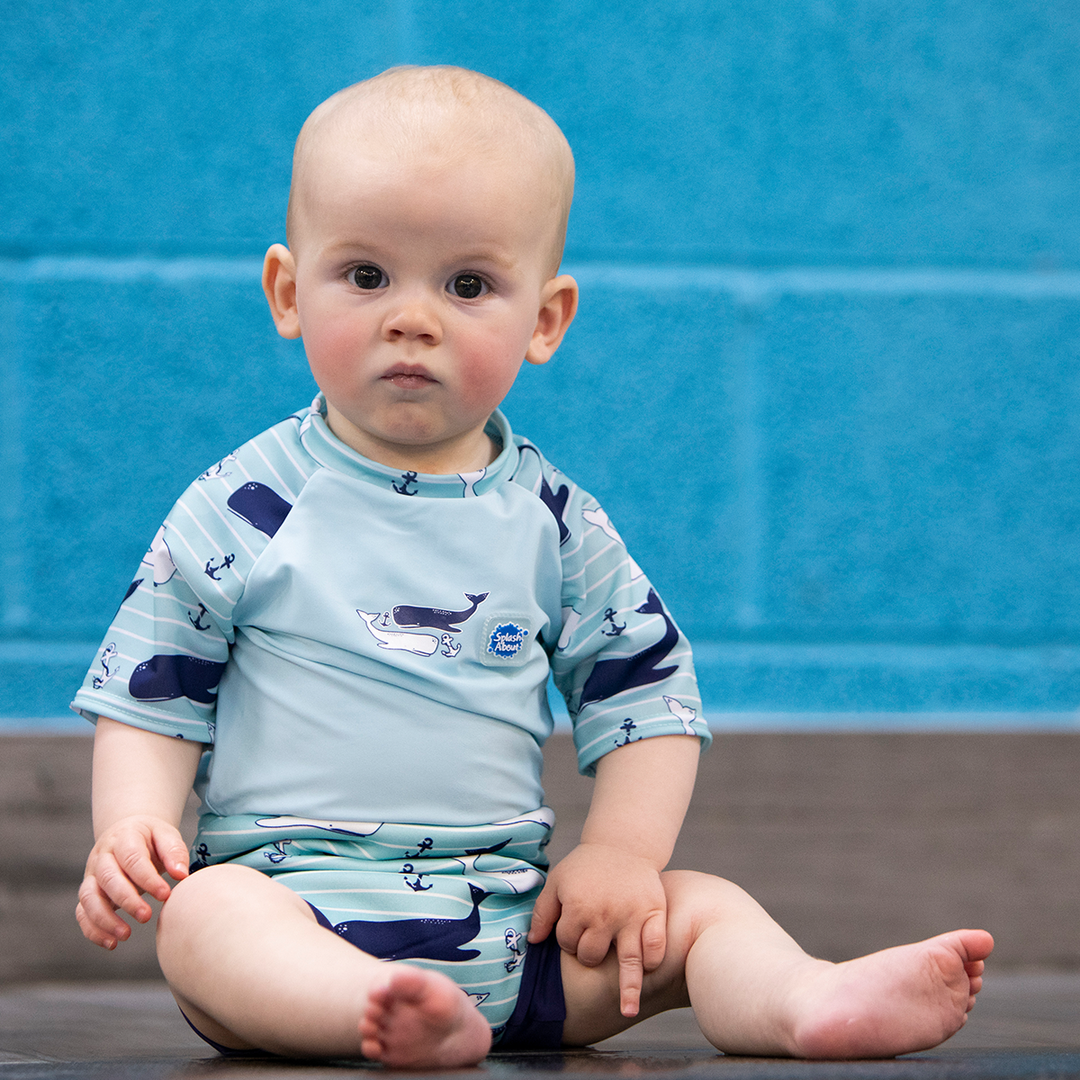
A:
527 884 561 944
641 909 667 972
150 827 192 884
616 931 645 1017
574 924 615 969
114 845 172 904
76 881 132 948
76 901 125 949
94 857 156 922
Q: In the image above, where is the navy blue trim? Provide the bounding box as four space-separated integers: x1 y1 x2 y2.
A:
495 933 566 1050
179 1008 276 1058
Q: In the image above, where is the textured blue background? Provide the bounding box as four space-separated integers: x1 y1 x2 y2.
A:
2 1 1079 725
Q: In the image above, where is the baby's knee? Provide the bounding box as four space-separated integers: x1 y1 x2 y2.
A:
166 862 259 908
158 865 262 943
662 870 768 933
663 869 749 903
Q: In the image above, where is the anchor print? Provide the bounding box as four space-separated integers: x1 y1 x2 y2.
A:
615 718 640 748
204 554 235 581
188 604 211 631
601 607 626 637
264 840 292 865
504 927 526 972
393 471 419 496
401 863 434 892
92 643 119 690
404 837 434 859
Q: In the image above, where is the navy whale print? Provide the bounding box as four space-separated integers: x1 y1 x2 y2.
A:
393 592 488 633
311 883 490 962
516 445 570 545
128 654 226 705
227 482 293 538
579 589 679 707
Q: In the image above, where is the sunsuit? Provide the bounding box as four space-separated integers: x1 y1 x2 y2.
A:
72 394 709 1045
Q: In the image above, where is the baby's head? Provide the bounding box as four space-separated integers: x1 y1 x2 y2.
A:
287 66 575 277
262 67 580 475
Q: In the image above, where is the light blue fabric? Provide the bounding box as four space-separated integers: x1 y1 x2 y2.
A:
72 395 708 826
190 809 554 1039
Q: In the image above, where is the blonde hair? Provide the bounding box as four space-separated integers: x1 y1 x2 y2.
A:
286 66 575 274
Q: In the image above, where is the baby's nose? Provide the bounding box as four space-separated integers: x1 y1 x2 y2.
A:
382 292 442 344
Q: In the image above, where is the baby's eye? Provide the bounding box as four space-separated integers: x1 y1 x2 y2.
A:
349 265 387 290
449 274 487 299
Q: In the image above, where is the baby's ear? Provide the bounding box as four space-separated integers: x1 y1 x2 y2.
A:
525 275 578 366
262 244 302 339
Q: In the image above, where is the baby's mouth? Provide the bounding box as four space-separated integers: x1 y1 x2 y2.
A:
383 365 436 390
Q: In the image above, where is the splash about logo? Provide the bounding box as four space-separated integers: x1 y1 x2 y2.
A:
487 621 527 659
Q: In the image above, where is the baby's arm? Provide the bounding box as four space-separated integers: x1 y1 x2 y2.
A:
528 733 699 1018
76 717 203 950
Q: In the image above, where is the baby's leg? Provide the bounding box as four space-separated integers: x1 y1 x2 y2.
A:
156 863 491 1066
561 870 992 1059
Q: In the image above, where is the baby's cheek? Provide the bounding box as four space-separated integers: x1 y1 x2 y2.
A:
457 338 530 408
305 327 366 389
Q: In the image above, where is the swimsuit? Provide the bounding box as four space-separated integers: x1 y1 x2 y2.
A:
72 395 708 1045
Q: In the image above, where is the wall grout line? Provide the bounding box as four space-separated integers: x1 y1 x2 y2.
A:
3 256 1080 297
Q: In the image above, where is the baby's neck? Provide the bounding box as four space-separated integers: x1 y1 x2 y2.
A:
325 407 501 476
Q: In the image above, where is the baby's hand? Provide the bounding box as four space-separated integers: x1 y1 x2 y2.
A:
76 816 191 950
528 843 667 1018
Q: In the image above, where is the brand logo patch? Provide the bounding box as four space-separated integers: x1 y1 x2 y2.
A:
480 615 533 666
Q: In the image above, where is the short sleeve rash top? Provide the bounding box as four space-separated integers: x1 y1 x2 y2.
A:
71 397 708 826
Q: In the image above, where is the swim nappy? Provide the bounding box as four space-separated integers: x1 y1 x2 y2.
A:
190 809 563 1043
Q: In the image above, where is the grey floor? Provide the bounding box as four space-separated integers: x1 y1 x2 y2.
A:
1 972 1079 1079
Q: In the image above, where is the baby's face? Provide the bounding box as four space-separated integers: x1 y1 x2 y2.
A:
285 137 564 474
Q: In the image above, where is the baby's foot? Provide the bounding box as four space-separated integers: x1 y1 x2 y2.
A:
359 965 492 1068
788 929 994 1060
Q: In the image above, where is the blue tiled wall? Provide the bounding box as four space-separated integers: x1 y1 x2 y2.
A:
3 1 1079 724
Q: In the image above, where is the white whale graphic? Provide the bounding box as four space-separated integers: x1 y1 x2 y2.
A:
254 816 384 837
582 506 623 544
451 854 546 894
557 606 582 651
581 509 644 581
459 468 486 497
356 610 439 655
664 695 698 735
143 525 178 586
198 451 237 482
490 808 555 830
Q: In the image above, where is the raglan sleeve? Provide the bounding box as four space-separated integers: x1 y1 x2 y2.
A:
545 470 710 777
70 470 253 744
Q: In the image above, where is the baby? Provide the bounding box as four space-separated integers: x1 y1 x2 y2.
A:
73 65 992 1068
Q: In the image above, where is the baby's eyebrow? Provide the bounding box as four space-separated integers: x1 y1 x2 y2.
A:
452 248 520 272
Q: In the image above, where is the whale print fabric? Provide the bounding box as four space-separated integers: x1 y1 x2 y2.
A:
72 394 707 825
191 810 554 1040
